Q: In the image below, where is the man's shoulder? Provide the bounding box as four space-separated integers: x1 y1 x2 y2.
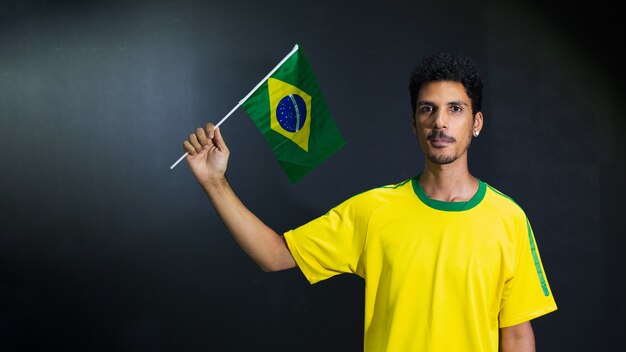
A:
340 177 415 211
352 177 414 200
481 182 527 219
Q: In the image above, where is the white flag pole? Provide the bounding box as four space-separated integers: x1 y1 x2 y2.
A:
169 44 300 170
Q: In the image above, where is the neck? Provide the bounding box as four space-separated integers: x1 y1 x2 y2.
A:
419 156 478 202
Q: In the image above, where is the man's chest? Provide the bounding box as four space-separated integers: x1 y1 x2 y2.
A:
364 207 517 284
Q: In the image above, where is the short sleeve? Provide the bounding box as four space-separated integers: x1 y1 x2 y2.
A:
499 218 558 327
283 193 371 284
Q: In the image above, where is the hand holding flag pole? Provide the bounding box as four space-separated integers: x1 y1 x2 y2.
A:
169 44 300 170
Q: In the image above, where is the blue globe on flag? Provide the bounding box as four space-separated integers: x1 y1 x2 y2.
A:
276 94 307 133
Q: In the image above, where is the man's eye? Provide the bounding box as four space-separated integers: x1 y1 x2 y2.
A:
451 106 463 113
420 106 433 113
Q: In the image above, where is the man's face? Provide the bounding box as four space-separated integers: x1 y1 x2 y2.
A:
412 81 482 165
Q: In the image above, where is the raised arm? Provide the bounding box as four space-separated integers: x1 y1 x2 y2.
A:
184 123 296 272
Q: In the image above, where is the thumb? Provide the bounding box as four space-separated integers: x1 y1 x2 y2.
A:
212 127 229 151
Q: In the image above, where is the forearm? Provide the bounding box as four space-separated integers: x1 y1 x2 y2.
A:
202 176 296 272
500 321 535 352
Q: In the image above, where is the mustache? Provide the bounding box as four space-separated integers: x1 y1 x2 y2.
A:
427 130 456 142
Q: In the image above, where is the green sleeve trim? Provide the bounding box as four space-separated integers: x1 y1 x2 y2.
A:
527 219 550 296
486 184 550 297
411 174 486 212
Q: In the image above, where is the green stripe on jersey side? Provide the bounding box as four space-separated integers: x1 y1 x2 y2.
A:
486 184 549 297
527 219 550 296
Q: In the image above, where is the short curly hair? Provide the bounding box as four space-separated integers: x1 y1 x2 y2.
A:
409 53 484 117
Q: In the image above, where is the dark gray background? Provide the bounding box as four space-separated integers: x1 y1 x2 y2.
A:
1 0 624 350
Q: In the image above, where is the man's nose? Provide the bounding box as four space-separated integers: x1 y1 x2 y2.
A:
432 110 448 129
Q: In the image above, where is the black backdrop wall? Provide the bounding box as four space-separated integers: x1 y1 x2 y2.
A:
1 0 624 351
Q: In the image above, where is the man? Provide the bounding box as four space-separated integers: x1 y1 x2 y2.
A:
183 53 557 351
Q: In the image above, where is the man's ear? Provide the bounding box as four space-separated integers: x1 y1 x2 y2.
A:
473 112 484 135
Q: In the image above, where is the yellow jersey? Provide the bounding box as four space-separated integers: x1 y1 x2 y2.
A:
284 176 557 351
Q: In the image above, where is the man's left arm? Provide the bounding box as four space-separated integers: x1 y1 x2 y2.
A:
500 321 535 352
499 216 557 349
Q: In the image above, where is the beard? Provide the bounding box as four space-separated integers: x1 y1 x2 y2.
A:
426 154 457 165
424 131 473 165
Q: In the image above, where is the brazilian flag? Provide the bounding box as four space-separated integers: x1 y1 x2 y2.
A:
242 45 345 184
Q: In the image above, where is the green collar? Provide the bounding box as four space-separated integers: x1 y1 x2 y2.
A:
411 174 486 212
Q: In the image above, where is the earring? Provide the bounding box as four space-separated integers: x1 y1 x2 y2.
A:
473 130 479 137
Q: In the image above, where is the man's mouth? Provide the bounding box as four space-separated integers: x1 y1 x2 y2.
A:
429 138 453 148
427 132 455 147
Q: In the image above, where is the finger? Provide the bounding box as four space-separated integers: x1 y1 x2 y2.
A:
212 127 229 152
183 140 197 156
196 127 208 146
189 133 202 152
205 123 216 140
